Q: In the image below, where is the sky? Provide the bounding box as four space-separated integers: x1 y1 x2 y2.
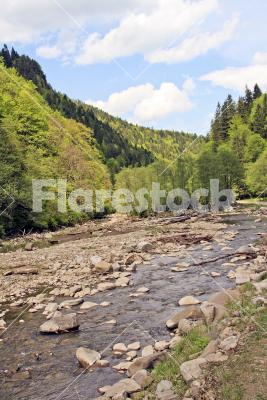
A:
1 0 267 134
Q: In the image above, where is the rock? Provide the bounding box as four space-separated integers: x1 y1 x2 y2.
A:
95 261 111 274
97 359 110 368
25 242 34 251
39 313 79 333
97 282 116 292
178 319 196 335
136 287 150 293
208 289 240 307
178 296 201 306
113 343 127 354
156 380 178 400
4 267 38 276
126 351 137 361
137 241 153 252
142 345 154 357
175 262 190 269
60 299 83 308
125 254 137 265
251 296 267 305
253 279 267 293
43 303 58 315
235 245 256 255
0 319 6 330
235 267 250 285
116 277 130 287
171 267 189 272
180 358 207 383
219 336 238 351
100 302 111 307
127 342 141 351
205 352 228 363
90 256 102 266
103 379 141 398
80 301 98 310
200 302 216 324
201 340 218 357
132 369 152 389
76 347 101 368
169 336 182 349
113 361 133 371
69 285 82 296
154 340 169 351
166 307 203 329
211 272 221 277
128 353 167 377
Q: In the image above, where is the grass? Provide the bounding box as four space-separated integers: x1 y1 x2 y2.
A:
134 326 211 399
209 285 267 400
135 284 267 400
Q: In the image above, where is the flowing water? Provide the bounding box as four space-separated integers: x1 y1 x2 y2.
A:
0 214 266 400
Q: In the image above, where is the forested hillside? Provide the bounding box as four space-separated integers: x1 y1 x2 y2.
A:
0 45 266 237
0 61 111 236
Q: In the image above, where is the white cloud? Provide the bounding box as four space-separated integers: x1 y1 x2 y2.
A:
76 0 219 65
87 79 194 122
145 16 239 64
253 51 267 65
200 53 267 91
0 0 154 44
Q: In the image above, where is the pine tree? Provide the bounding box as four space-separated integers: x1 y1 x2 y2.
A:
252 104 265 136
244 86 253 113
237 96 247 121
220 95 236 140
0 44 12 67
253 83 262 100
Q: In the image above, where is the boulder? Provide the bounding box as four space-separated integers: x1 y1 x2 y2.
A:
180 358 207 383
156 380 178 400
43 303 58 315
200 302 216 324
142 345 154 357
25 242 34 251
136 241 153 252
95 261 112 274
219 336 239 351
113 343 127 354
90 256 102 266
76 347 101 368
166 307 203 329
178 296 201 306
103 379 141 398
80 302 98 310
132 369 152 388
128 353 167 377
127 341 141 351
39 313 79 333
154 340 169 351
235 245 256 256
97 282 116 292
60 299 83 308
178 319 196 335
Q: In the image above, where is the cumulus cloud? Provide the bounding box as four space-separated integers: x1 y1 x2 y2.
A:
0 0 154 44
145 16 239 64
87 79 194 122
200 53 267 91
76 0 219 65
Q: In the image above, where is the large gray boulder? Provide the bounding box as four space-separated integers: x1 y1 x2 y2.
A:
39 313 79 333
76 347 101 368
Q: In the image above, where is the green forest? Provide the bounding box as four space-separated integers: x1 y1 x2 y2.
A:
0 45 266 236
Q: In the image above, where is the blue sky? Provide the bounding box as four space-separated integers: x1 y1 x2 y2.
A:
1 0 267 134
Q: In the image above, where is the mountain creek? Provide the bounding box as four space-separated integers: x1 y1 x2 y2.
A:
0 209 266 400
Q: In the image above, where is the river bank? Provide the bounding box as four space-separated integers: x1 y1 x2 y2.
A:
0 207 266 399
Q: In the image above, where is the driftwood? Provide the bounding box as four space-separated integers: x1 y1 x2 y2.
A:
156 232 212 245
4 267 38 276
160 216 191 225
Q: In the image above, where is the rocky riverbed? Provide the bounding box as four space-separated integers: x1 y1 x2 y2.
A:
0 209 266 399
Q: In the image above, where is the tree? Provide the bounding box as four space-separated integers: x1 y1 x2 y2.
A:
244 86 253 113
228 115 251 162
245 133 265 162
0 44 12 67
246 149 267 194
253 84 262 100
